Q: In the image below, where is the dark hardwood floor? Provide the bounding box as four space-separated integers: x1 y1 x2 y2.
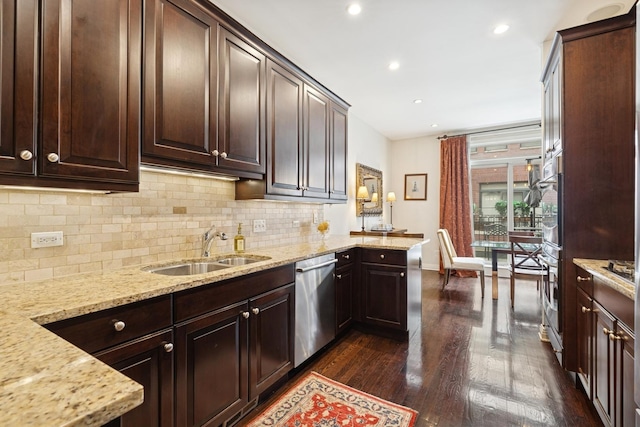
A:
241 270 602 427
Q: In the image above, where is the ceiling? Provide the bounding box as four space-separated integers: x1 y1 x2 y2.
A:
208 0 635 141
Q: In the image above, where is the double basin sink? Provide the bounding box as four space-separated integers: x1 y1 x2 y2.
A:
144 255 270 276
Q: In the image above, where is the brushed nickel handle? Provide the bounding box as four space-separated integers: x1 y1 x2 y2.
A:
380 254 385 259
400 272 405 277
113 320 126 332
251 307 259 315
242 311 250 319
581 306 591 313
343 254 350 260
163 343 174 353
212 149 220 157
47 153 59 163
220 152 227 159
336 274 342 279
19 150 33 161
577 276 591 282
603 327 614 335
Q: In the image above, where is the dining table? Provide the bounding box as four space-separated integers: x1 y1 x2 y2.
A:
471 239 542 300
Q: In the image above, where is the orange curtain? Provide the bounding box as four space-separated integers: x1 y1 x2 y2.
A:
439 135 476 277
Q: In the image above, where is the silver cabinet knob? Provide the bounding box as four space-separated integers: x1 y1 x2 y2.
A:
242 311 250 319
19 150 33 161
113 320 126 332
251 307 259 315
163 343 174 353
400 272 405 277
47 153 60 163
336 274 342 279
577 276 591 282
343 254 350 260
212 150 220 157
581 306 592 313
220 152 227 159
380 254 385 259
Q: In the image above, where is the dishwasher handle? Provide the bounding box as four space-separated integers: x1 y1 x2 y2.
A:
296 258 338 273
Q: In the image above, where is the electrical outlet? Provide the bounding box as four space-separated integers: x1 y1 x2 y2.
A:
313 212 318 224
31 231 64 248
292 220 300 227
253 219 267 233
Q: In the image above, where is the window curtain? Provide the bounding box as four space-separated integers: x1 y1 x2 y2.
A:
439 135 476 277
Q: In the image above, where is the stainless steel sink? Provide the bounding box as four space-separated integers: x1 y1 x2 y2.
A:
144 255 270 275
145 261 230 276
215 256 269 266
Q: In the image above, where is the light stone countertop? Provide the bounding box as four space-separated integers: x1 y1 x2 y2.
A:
0 235 427 426
573 258 636 300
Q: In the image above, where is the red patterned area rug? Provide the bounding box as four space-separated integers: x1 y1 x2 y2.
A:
245 371 418 427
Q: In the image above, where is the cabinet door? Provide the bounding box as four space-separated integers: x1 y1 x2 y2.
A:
0 0 37 176
577 287 593 397
616 322 635 427
302 84 329 198
175 301 249 427
142 0 218 167
336 263 354 334
97 330 174 427
40 0 140 184
218 27 265 174
593 301 616 425
329 103 348 200
265 59 303 197
249 284 294 398
361 262 407 331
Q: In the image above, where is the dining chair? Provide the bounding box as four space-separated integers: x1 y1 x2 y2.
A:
508 234 547 309
437 229 486 298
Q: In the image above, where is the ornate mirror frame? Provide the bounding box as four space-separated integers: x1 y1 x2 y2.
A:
356 163 383 216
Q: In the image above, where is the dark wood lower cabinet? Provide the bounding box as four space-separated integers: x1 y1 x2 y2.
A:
175 300 249 427
175 284 294 427
577 287 593 398
97 330 174 427
335 256 354 335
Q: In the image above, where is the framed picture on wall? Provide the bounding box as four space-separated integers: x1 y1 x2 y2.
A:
404 174 427 200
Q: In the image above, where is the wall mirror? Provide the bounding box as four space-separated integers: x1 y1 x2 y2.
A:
356 163 383 216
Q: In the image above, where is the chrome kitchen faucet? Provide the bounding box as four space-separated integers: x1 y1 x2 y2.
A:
202 225 228 257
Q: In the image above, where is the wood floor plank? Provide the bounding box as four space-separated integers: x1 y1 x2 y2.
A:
240 270 602 427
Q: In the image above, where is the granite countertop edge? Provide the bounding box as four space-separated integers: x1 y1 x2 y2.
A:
0 235 427 427
573 258 635 300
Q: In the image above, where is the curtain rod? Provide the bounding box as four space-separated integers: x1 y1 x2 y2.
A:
437 122 541 140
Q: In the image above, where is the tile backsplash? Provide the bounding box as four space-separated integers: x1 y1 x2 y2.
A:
0 170 324 285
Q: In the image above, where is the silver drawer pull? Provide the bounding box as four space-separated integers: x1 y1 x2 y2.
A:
343 254 350 260
20 150 33 161
251 307 260 315
47 152 60 163
400 272 405 277
577 276 591 282
380 254 385 259
113 320 126 332
242 311 250 319
163 343 174 353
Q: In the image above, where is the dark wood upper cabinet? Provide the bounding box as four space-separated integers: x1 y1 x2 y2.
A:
302 84 330 199
329 103 348 200
142 0 218 168
265 59 304 197
0 0 37 176
40 0 141 188
218 27 266 175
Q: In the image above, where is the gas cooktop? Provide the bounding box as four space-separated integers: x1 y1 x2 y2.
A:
605 260 634 283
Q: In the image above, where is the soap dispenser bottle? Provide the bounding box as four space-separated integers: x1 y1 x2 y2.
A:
234 223 245 253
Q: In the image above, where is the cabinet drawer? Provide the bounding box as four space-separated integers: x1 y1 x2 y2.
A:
336 248 355 267
361 249 406 266
45 295 172 354
174 264 295 323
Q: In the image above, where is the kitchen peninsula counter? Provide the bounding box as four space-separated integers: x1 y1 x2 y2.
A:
0 235 427 426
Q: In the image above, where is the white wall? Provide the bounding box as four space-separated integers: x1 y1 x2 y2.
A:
389 135 441 270
324 114 391 235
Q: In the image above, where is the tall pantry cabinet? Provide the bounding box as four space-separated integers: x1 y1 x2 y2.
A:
541 11 635 373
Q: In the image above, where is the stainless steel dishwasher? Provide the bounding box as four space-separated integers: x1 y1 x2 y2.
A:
294 253 337 367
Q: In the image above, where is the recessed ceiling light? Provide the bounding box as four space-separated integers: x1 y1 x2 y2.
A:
388 61 400 70
493 24 510 35
431 124 438 128
347 3 362 15
413 99 423 104
586 4 623 22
